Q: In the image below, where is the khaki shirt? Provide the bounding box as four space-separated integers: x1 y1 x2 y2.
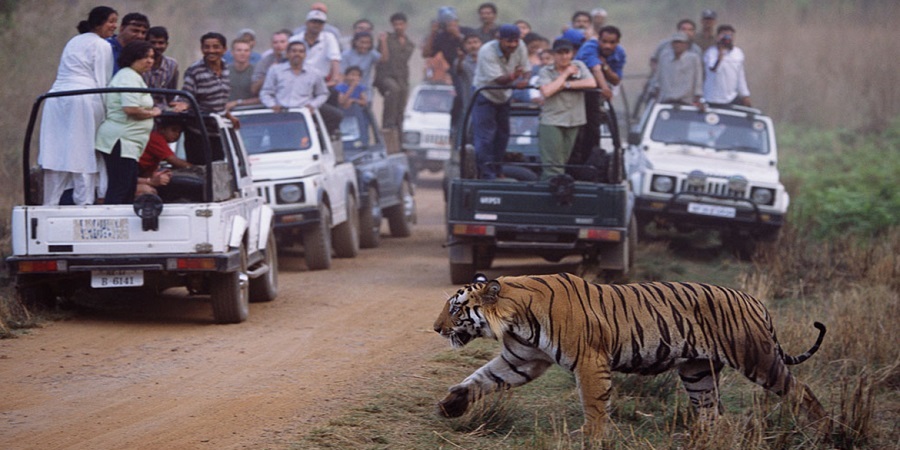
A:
537 60 592 127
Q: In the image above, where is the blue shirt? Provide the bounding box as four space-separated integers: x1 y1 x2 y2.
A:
575 39 627 78
106 35 123 74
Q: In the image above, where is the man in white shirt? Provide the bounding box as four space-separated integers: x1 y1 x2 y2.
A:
703 24 751 107
471 24 530 179
289 9 341 87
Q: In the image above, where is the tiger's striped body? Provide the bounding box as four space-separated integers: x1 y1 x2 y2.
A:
433 273 828 440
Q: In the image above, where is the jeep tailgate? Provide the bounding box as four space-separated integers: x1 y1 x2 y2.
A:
11 201 248 256
447 179 628 228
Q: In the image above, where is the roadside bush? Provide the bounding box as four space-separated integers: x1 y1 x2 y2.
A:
778 119 900 240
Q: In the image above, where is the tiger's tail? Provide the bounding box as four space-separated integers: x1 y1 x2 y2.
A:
783 322 827 365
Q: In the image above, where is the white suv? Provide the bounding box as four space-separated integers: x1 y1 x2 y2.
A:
401 83 454 174
626 103 788 241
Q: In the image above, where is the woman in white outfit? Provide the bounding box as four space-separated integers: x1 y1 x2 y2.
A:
39 6 118 205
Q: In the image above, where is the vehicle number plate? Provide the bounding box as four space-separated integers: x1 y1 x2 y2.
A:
687 203 736 218
74 218 129 241
426 149 450 160
91 270 144 288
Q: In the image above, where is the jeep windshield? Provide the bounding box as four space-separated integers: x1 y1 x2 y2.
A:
239 112 313 154
650 109 770 154
414 88 454 114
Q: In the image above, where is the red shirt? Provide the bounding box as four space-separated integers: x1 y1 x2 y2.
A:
139 131 175 177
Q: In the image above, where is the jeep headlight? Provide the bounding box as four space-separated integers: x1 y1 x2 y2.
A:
750 187 775 205
402 131 421 146
277 183 303 203
651 175 676 193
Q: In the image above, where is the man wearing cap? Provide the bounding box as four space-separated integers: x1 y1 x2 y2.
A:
537 38 595 180
293 2 344 50
290 9 341 86
696 9 718 51
590 8 608 36
651 32 703 106
649 19 702 74
471 24 530 180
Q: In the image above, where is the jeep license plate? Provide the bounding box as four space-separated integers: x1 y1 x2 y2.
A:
91 270 144 288
426 149 450 160
687 203 736 218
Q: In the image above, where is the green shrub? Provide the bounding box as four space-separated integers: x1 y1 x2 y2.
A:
778 118 900 239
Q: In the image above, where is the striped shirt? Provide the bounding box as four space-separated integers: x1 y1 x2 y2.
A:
182 59 230 114
142 55 179 108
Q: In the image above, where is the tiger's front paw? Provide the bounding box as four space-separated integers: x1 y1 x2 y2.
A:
437 385 470 418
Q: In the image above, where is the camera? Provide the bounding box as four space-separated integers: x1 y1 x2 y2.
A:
718 34 733 50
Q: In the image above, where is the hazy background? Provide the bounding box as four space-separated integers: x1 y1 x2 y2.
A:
0 0 898 213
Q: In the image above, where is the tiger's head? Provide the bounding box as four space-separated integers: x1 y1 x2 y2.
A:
433 275 501 348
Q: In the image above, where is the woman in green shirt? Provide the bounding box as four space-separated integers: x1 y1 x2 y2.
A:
95 40 162 204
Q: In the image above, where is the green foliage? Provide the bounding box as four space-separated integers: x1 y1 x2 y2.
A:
778 118 900 240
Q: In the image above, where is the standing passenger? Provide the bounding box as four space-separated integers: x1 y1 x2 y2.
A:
703 25 751 107
225 38 260 110
374 12 415 135
39 6 118 205
471 24 530 179
696 10 718 52
537 39 595 180
107 12 149 74
341 32 382 90
251 29 291 95
179 32 239 164
95 40 162 204
652 32 703 106
143 26 180 110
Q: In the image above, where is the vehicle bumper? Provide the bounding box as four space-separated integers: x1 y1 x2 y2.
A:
271 206 321 230
635 194 784 233
6 248 243 277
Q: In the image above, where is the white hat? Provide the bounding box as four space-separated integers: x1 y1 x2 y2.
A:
306 10 327 22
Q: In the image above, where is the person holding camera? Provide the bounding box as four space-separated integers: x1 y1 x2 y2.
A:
703 24 751 107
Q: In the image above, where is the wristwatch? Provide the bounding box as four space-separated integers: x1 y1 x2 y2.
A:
564 81 571 89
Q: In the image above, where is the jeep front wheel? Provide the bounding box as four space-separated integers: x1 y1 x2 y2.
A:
386 179 415 237
249 230 279 303
333 194 360 258
359 186 382 248
302 203 332 271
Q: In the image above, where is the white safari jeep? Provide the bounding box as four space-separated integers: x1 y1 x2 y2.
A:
6 88 277 324
401 83 454 174
232 107 359 271
626 103 788 242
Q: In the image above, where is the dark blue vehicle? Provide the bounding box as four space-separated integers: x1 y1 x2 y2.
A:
340 107 416 248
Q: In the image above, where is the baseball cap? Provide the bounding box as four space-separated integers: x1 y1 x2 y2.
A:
590 8 608 18
498 24 520 40
237 28 256 38
702 9 717 19
551 38 574 52
671 31 689 42
559 28 585 47
306 10 327 22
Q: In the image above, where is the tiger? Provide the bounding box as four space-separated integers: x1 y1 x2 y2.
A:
433 273 829 441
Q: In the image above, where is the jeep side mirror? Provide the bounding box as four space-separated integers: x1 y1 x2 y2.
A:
627 131 642 146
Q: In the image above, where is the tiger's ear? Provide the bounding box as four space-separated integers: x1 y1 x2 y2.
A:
481 280 502 305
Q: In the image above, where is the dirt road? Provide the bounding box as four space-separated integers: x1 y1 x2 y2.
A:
0 173 575 449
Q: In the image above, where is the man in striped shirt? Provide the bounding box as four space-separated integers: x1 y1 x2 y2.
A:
143 26 179 109
179 32 239 164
